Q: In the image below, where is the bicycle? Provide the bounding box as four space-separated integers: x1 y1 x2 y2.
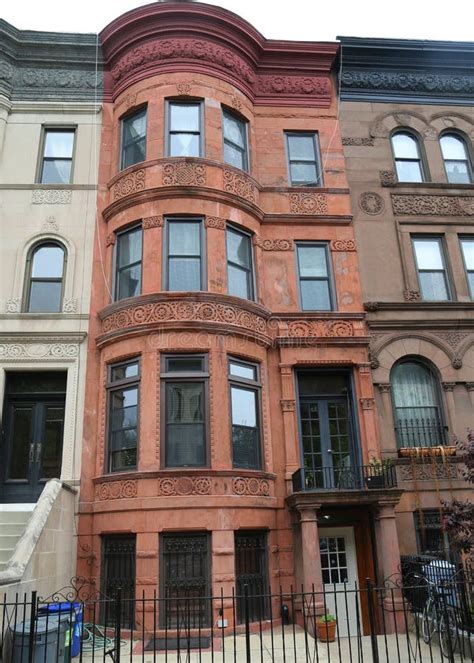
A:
421 577 459 658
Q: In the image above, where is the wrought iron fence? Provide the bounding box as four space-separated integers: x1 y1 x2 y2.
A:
1 573 472 662
292 463 398 492
395 414 447 448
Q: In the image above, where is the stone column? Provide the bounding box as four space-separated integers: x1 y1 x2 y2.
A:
442 382 456 437
377 383 398 453
299 507 324 612
465 383 474 410
279 364 299 493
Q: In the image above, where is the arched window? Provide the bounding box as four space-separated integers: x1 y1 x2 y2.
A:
25 242 66 312
391 131 425 182
390 360 446 448
440 133 473 184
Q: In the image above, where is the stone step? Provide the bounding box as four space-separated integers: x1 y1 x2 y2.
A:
0 548 15 563
0 522 27 535
0 508 34 525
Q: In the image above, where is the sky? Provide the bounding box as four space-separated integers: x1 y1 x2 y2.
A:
2 0 474 42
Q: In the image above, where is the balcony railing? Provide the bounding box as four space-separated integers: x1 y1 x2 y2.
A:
292 464 398 493
395 414 447 449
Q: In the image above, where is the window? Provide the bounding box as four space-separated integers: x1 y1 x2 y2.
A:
101 535 136 628
25 242 66 313
120 108 147 170
391 131 425 182
39 129 75 184
114 225 142 301
161 355 208 468
107 359 140 472
235 531 269 623
226 225 254 300
296 243 333 311
222 109 248 171
285 132 322 186
167 102 202 157
164 218 204 291
229 359 261 470
412 237 451 301
391 360 446 448
440 134 472 184
415 510 451 560
160 533 211 628
460 238 474 298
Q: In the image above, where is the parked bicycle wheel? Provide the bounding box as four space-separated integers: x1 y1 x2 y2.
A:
439 607 459 658
422 597 437 644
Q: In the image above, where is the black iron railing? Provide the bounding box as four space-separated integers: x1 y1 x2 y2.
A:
292 463 398 492
395 413 447 448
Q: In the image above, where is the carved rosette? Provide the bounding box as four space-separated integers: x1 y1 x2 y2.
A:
143 216 163 229
330 239 357 251
113 169 146 200
157 476 211 496
205 216 226 230
232 477 270 497
97 480 138 500
359 192 385 216
42 216 59 232
392 194 474 217
5 297 21 313
254 237 294 251
176 81 192 95
287 320 354 338
32 190 72 204
289 192 328 215
62 297 78 313
162 162 206 186
380 170 397 187
403 289 421 302
223 170 258 203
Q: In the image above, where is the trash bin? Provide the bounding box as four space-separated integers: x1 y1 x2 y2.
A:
2 614 69 663
423 560 457 607
38 602 83 657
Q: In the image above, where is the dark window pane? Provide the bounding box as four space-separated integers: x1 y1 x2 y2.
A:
290 162 318 185
32 245 64 278
169 133 200 157
44 131 74 158
110 429 137 451
110 404 138 433
40 406 64 479
111 362 139 382
169 222 200 255
297 246 328 278
6 372 67 394
111 448 137 471
395 160 423 182
118 264 141 299
118 228 142 267
166 383 203 423
41 160 72 184
123 111 147 143
233 426 259 469
227 264 250 299
169 258 201 291
28 281 62 313
122 141 146 170
224 142 245 170
7 406 33 480
166 357 204 373
419 272 449 301
122 110 146 168
166 424 205 466
227 230 251 268
300 280 331 310
170 104 200 132
298 374 347 396
111 387 138 411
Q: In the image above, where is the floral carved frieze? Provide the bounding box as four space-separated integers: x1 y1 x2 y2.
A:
342 137 375 146
205 216 226 230
289 192 328 215
330 239 357 251
399 463 459 482
162 162 207 186
359 192 384 215
32 190 72 204
143 216 163 229
97 480 138 500
223 170 258 203
254 237 294 251
113 169 146 200
0 342 79 360
232 477 270 497
255 75 329 97
286 320 354 338
5 298 21 313
157 476 211 496
392 194 474 216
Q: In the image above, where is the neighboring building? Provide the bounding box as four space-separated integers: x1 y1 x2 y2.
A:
339 37 474 562
0 20 101 597
77 3 403 635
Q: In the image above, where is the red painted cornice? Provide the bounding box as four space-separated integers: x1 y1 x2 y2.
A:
100 1 339 107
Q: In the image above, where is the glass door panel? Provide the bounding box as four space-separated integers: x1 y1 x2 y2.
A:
40 405 65 479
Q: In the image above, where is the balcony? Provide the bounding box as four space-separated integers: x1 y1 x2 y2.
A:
292 464 398 493
395 412 448 451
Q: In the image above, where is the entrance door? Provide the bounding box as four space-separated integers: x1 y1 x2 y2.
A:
299 398 356 489
0 372 66 503
319 527 361 637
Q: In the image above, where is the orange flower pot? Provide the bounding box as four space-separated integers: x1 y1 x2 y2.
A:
316 619 337 642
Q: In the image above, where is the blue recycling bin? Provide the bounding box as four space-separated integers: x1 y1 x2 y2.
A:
38 602 83 658
423 560 457 607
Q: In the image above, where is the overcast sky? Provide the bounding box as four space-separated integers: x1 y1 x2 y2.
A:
2 0 473 41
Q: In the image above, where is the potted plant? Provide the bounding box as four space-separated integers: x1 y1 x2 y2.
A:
315 613 337 642
365 456 393 489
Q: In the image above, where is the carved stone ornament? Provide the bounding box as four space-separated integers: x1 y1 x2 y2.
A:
106 233 116 247
360 398 375 410
62 297 78 313
377 383 391 393
123 93 138 109
287 320 354 338
223 169 258 203
465 383 474 392
399 463 459 482
97 480 138 500
289 192 328 215
437 331 469 349
32 190 72 204
42 215 59 232
143 216 163 229
255 75 330 97
157 476 211 496
341 69 474 99
254 237 294 251
330 239 357 251
5 297 21 313
176 80 192 95
230 94 242 110
14 68 101 92
0 342 79 360
403 289 421 302
364 302 379 312
113 169 146 200
392 194 474 217
359 192 385 216
205 216 226 230
442 382 456 392
280 399 295 412
369 352 380 370
342 137 375 146
380 170 397 187
162 161 206 186
452 356 463 370
232 477 270 496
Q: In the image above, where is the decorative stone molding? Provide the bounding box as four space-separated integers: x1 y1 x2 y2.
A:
342 137 375 146
123 93 137 109
377 383 391 393
254 237 294 251
359 192 385 215
287 320 354 338
42 215 59 232
143 216 163 229
452 356 462 370
360 398 375 410
223 169 258 203
358 364 371 374
205 216 226 230
232 477 270 496
255 75 329 97
364 302 379 312
32 190 72 204
465 383 474 392
403 289 421 302
437 331 469 349
162 161 206 186
97 480 138 500
5 297 21 313
230 94 242 110
157 476 212 496
62 297 78 313
442 382 456 392
280 399 295 412
399 463 459 482
369 352 380 370
392 194 474 217
0 342 80 360
137 551 158 559
380 170 397 187
176 80 192 95
330 239 357 251
106 233 116 246
289 192 328 215
113 169 146 200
